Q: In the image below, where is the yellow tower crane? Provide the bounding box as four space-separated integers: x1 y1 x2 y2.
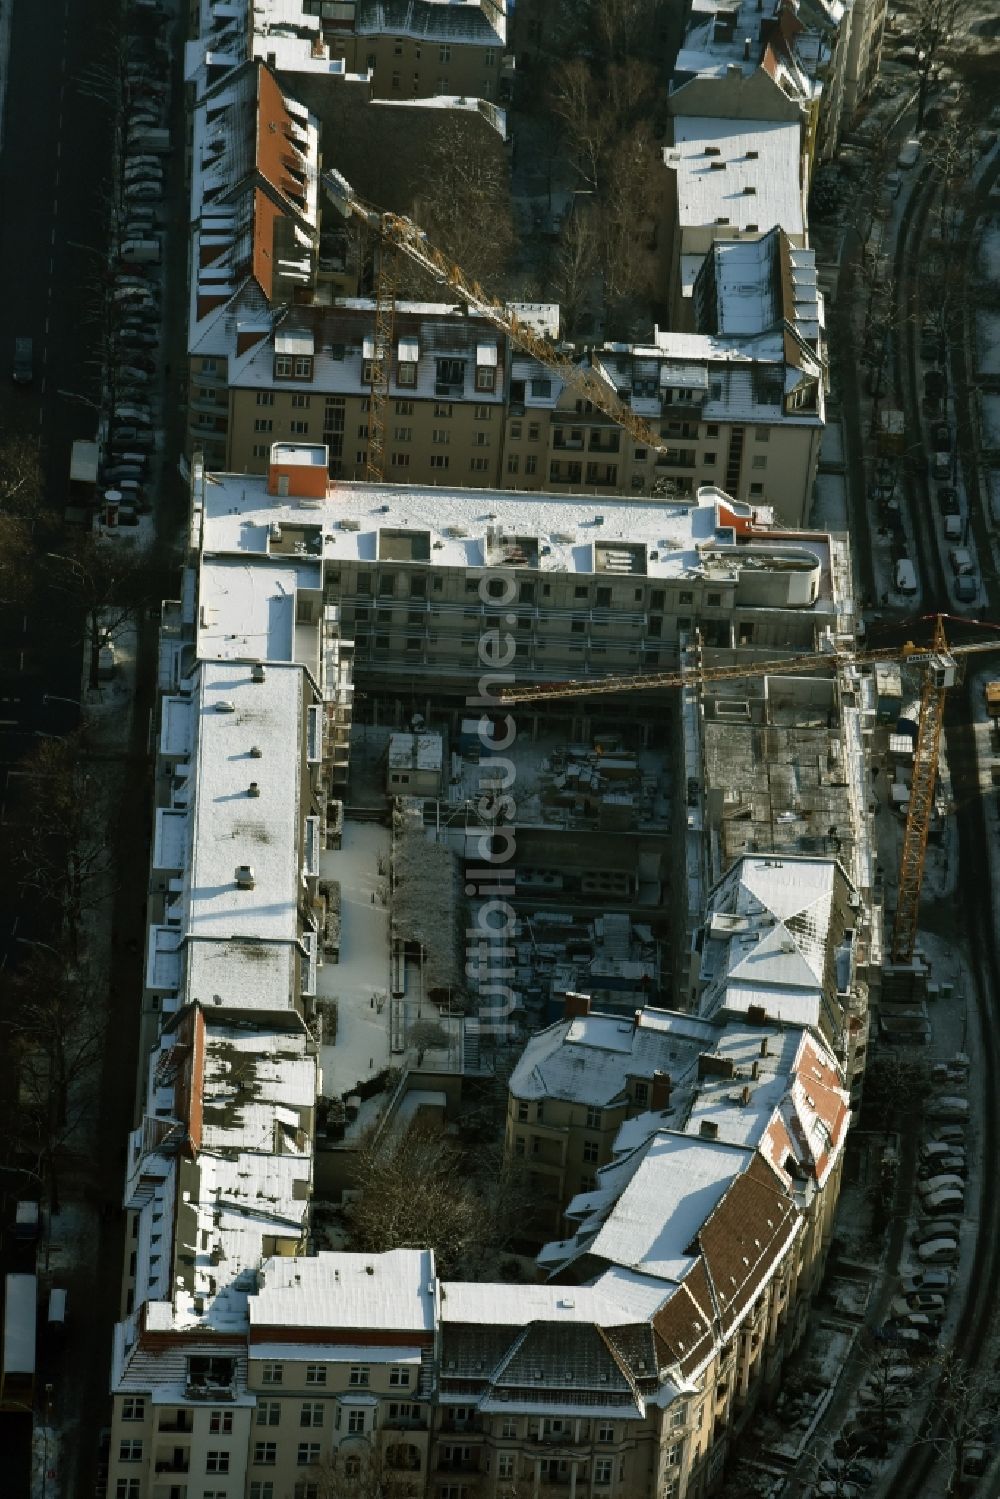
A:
498 615 1000 965
322 169 670 482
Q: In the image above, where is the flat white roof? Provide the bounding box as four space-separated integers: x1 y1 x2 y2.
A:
185 661 303 948
249 1250 437 1333
669 118 804 238
440 1281 639 1326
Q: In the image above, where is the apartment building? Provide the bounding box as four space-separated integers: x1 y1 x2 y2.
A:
662 117 807 329
191 448 856 706
224 300 516 484
505 995 850 1236
187 61 322 470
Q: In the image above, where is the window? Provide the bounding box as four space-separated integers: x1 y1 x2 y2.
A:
498 1455 515 1479
470 457 490 472
473 431 489 447
475 366 496 392
291 393 311 409
432 428 450 444
703 451 716 465
594 1459 613 1485
436 359 463 387
749 482 764 495
293 357 313 379
634 447 647 461
665 1442 681 1466
514 1135 526 1157
362 360 374 384
754 426 770 441
290 420 309 434
434 402 453 417
634 1081 649 1105
583 1139 599 1163
253 419 273 433
122 1397 145 1421
678 591 693 605
430 455 449 470
395 399 414 415
300 1402 324 1427
485 46 496 64
706 593 722 607
585 1106 602 1130
274 355 293 378
250 1486 274 1499
524 456 538 475
116 1484 140 1499
751 455 767 469
516 1100 529 1122
257 1402 280 1426
439 44 451 61
394 38 403 52
206 1453 230 1474
389 1366 411 1386
349 1365 370 1387
528 423 540 440
262 1364 283 1385
393 426 412 442
256 391 274 406
391 452 410 468
294 1485 320 1499
530 378 552 398
201 358 218 374
510 421 522 439
705 423 719 437
348 1409 367 1434
252 443 268 458
297 1443 321 1465
119 1441 143 1463
358 424 370 438
501 1418 517 1439
254 1442 278 1465
209 1411 233 1434
597 1423 614 1443
474 404 492 420
507 454 519 474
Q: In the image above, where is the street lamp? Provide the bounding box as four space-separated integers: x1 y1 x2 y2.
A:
55 389 101 412
41 694 82 710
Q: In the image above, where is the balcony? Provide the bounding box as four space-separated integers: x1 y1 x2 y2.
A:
588 434 621 453
157 1414 194 1434
552 435 584 450
154 1458 191 1474
438 1417 484 1435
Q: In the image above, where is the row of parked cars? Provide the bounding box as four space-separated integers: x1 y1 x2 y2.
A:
102 21 172 520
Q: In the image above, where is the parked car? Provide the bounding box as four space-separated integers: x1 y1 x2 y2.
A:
108 426 153 448
918 1157 965 1179
898 136 922 167
907 1291 946 1312
927 1095 969 1120
922 1187 965 1216
913 1219 961 1245
937 485 959 514
917 1237 960 1263
917 1173 966 1195
902 1269 953 1294
932 1124 966 1143
955 575 977 603
921 1140 961 1160
932 451 951 480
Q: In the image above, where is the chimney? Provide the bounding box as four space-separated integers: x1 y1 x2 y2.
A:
700 1120 719 1140
746 1004 767 1026
250 745 263 759
235 864 256 890
651 1071 671 1111
251 662 266 683
248 781 261 798
743 35 752 60
760 1038 769 1058
698 1053 736 1080
751 1060 760 1080
563 991 591 1020
740 1084 752 1105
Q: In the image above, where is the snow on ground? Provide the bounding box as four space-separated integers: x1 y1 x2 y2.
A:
318 820 392 1097
980 392 1000 447
977 311 1000 375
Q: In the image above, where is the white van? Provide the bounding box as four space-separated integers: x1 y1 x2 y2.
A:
917 1237 959 1263
949 547 973 576
120 239 161 265
922 1187 964 1215
895 559 918 595
928 1094 969 1120
47 1288 68 1334
943 515 962 541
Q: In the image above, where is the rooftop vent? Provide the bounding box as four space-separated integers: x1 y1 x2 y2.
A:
235 864 256 890
704 146 722 157
250 745 263 759
700 1120 719 1140
746 149 759 160
743 186 757 196
251 662 266 683
710 161 727 171
248 781 260 798
215 700 236 713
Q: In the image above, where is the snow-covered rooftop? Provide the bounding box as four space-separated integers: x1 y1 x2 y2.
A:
249 1249 437 1333
667 118 804 239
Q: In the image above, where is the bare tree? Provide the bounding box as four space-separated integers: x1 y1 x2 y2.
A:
599 123 659 331
933 1352 996 1497
407 1019 450 1066
913 0 961 127
46 533 160 689
854 1346 921 1457
0 429 45 605
8 733 118 962
548 59 613 192
595 0 655 63
861 1053 931 1130
553 210 599 336
412 117 517 286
